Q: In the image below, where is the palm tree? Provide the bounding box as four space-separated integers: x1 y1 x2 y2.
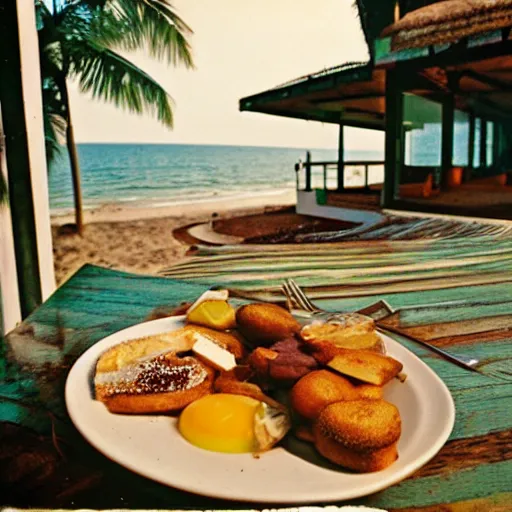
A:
36 0 193 234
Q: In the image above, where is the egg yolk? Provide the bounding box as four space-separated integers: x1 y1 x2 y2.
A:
179 393 260 453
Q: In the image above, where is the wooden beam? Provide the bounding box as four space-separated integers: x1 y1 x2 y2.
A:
460 69 510 91
244 108 385 131
382 69 404 208
441 95 455 189
312 92 384 104
337 125 344 191
401 71 450 93
0 0 43 317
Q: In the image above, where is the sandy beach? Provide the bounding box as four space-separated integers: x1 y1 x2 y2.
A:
51 190 296 285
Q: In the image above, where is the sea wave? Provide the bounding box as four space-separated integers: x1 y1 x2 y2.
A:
48 143 382 212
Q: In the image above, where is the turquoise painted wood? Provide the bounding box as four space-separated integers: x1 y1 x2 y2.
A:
1 263 511 510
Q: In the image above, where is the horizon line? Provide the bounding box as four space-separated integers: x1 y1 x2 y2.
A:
73 141 383 152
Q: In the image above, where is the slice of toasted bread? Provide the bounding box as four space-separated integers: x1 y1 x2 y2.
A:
301 314 385 354
95 330 197 373
95 330 216 414
327 349 403 386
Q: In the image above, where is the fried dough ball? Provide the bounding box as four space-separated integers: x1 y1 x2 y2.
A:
313 399 401 472
236 303 301 346
290 370 358 420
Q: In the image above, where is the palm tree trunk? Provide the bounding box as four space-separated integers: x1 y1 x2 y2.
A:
63 90 84 235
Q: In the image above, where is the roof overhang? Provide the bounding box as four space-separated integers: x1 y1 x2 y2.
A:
239 62 387 131
240 24 512 130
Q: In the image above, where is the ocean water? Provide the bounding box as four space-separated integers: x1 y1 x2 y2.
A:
48 143 384 213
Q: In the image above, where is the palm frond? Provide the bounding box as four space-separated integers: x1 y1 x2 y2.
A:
44 112 66 165
101 0 194 67
67 37 174 127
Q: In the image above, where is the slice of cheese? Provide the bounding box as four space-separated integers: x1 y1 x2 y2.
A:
192 334 236 371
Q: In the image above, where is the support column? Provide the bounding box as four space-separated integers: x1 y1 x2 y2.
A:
304 151 312 192
337 124 344 191
382 69 403 208
441 95 454 189
480 119 487 168
467 113 475 181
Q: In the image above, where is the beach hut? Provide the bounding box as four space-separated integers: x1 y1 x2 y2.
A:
239 0 512 220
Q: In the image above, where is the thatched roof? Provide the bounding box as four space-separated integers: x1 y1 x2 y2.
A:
355 1 440 57
381 0 512 51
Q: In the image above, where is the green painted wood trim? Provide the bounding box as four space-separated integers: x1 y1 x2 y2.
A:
374 36 430 66
0 0 42 318
315 188 328 205
374 32 512 70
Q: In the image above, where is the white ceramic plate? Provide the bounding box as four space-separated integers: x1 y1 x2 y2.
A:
65 316 455 504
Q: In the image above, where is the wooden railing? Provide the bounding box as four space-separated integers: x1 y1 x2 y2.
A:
295 153 385 193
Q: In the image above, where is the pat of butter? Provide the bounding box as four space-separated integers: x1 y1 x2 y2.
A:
192 335 236 371
187 289 229 315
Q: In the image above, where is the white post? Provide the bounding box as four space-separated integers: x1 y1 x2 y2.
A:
0 119 22 333
17 0 56 301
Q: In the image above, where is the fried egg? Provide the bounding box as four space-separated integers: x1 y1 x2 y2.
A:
178 393 291 454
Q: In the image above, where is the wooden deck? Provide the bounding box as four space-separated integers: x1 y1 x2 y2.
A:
322 184 512 221
325 191 382 211
396 184 512 220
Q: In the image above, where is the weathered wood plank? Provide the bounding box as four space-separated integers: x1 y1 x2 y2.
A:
383 315 512 340
432 329 512 347
390 492 512 511
361 460 512 509
386 301 512 327
410 430 512 479
313 282 512 312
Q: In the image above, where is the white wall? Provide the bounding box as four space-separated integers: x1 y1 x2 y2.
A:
0 116 22 333
18 0 56 301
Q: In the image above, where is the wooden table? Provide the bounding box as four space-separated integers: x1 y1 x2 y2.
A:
1 247 511 511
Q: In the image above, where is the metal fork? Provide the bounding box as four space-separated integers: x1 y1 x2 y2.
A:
282 278 512 381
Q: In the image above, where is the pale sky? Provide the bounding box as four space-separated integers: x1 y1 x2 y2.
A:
70 0 384 150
